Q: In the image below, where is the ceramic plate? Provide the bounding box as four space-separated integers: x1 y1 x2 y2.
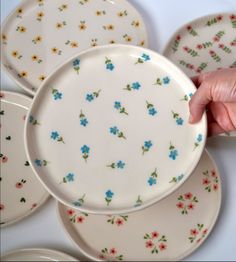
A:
25 45 207 214
1 0 148 95
58 150 221 261
0 91 49 227
163 13 236 137
1 248 78 261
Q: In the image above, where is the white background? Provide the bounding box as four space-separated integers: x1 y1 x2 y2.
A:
1 0 236 261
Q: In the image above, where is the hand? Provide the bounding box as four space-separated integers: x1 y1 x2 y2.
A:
189 68 236 136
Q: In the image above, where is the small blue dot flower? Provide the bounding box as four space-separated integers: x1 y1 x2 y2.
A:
66 173 74 182
149 108 157 116
142 53 150 61
110 126 119 135
106 190 114 198
176 118 184 125
80 118 88 127
81 145 90 154
29 116 34 123
197 134 203 142
86 94 94 102
189 93 193 98
132 82 141 90
106 63 114 71
51 131 59 140
144 140 153 149
73 201 82 207
73 59 80 66
117 161 125 169
54 92 62 100
169 150 178 160
163 76 170 84
114 101 121 109
148 177 156 186
34 159 42 166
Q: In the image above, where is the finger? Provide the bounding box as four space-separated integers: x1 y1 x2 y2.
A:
191 75 200 87
189 82 211 123
208 122 226 136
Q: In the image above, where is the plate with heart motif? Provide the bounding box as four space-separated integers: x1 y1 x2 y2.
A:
163 13 236 137
57 150 221 261
0 91 49 227
1 0 148 95
25 45 207 214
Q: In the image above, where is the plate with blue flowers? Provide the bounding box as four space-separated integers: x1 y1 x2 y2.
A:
25 45 207 214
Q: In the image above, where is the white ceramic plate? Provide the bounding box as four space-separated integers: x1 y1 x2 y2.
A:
57 150 221 261
1 0 148 95
1 248 78 261
25 45 207 215
163 12 236 137
0 91 49 227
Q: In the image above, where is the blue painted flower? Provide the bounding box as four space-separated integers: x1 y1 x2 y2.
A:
163 76 170 84
81 145 90 154
144 140 153 149
169 150 178 160
29 115 34 123
51 131 59 140
66 173 74 182
189 93 193 98
117 160 125 169
106 63 114 71
176 118 184 125
80 118 88 126
197 134 203 142
132 82 141 90
110 126 119 135
149 108 157 116
142 53 150 61
114 101 121 109
73 59 80 66
148 177 157 186
86 94 94 102
106 190 114 198
34 159 42 166
54 92 62 100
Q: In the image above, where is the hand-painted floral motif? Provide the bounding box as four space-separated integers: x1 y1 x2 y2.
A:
86 90 101 102
11 50 22 59
95 10 106 16
176 192 198 215
172 111 184 125
109 126 126 139
32 35 42 44
105 190 114 206
105 57 115 71
99 248 123 261
15 179 26 189
169 174 184 183
169 142 178 160
16 26 26 33
131 20 140 27
56 21 67 29
79 110 88 127
29 115 40 125
188 224 208 243
107 161 125 169
147 168 158 186
123 34 132 42
196 41 212 49
67 209 88 224
179 60 195 72
81 145 90 162
114 101 128 115
25 161 30 166
180 93 193 102
124 81 141 91
209 50 221 63
103 24 115 31
135 53 150 64
172 35 181 52
186 25 198 36
134 195 143 207
193 134 203 150
183 46 199 57
230 14 236 28
50 131 65 144
73 59 80 74
142 140 153 155
202 169 219 192
144 231 167 254
34 159 49 167
18 71 28 78
0 154 8 163
36 11 44 22
51 47 62 55
58 4 68 12
79 21 87 30
153 76 170 86
5 136 11 141
218 43 232 54
60 173 75 183
146 101 157 116
65 40 78 48
212 30 225 42
51 88 63 100
79 0 89 5
117 10 128 17
73 194 86 207
206 15 223 26
107 215 128 226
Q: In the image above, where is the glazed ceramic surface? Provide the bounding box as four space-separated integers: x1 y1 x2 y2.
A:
163 13 236 137
1 248 78 261
58 150 221 261
1 0 148 95
0 91 49 227
25 45 207 214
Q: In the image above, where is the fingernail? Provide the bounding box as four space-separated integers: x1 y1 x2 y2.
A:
189 114 194 123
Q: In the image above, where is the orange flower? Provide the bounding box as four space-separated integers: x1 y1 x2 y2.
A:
110 40 115 44
56 23 63 29
37 12 44 18
140 40 145 46
107 24 114 30
12 51 18 57
2 34 7 40
132 20 140 27
79 22 86 30
19 26 26 33
17 8 23 14
39 75 46 81
70 42 78 48
32 55 38 61
96 11 102 16
117 12 123 17
20 71 28 77
51 47 58 53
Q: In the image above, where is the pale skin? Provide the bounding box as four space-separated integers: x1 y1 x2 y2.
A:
189 68 236 136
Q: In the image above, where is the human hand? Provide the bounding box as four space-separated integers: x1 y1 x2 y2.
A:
189 68 236 136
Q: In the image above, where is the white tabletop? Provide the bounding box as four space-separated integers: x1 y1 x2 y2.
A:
1 0 236 261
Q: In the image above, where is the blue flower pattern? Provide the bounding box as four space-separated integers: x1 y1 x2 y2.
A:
172 111 184 126
81 145 90 162
52 88 63 100
73 59 80 74
124 82 141 91
105 57 115 71
34 158 49 167
73 194 86 207
114 101 128 115
146 101 157 116
109 126 126 139
107 160 126 169
169 142 178 160
147 168 158 186
142 140 153 155
50 131 65 143
86 90 101 102
135 53 151 64
79 110 89 127
61 173 75 183
154 76 171 86
105 190 114 206
194 134 203 150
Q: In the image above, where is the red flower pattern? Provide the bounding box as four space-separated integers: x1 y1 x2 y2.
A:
0 203 5 210
77 216 85 223
189 224 208 243
146 240 154 248
144 231 167 254
184 192 193 200
202 169 219 192
177 192 198 215
110 248 117 255
176 202 184 209
151 231 159 239
159 243 167 251
67 209 75 216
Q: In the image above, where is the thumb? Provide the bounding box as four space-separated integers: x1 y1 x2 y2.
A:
189 83 211 123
